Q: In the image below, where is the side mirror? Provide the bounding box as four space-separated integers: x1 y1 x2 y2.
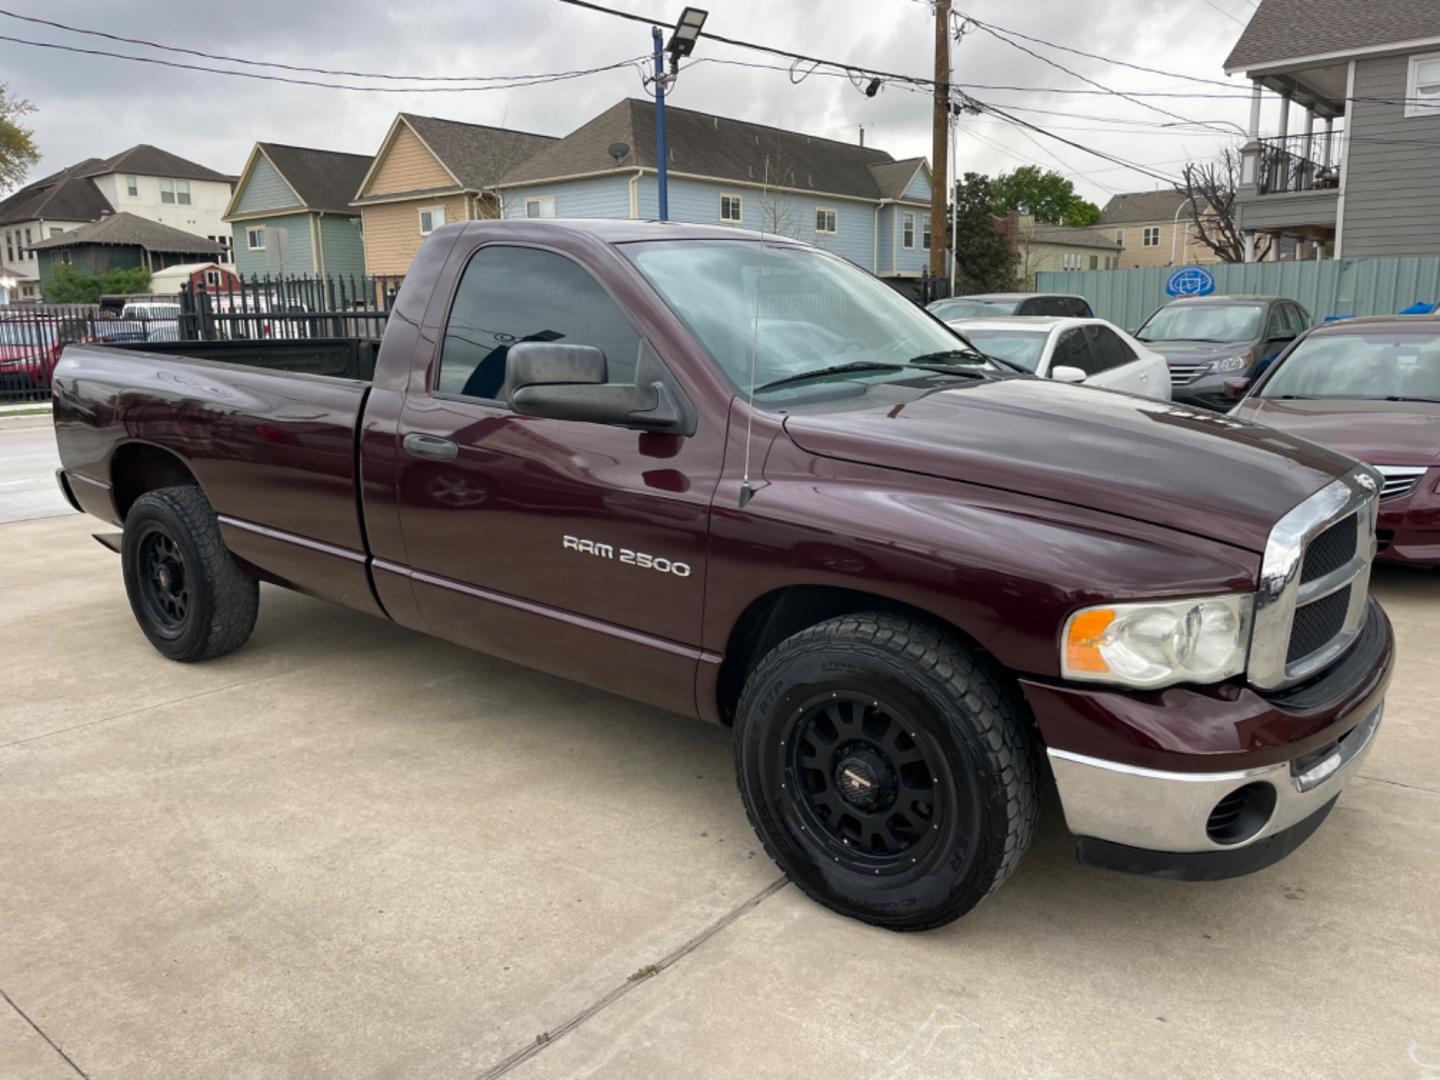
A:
1051 365 1087 384
1223 376 1252 398
505 341 684 433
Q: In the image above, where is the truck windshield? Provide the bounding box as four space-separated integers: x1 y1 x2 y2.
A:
1260 331 1440 401
1137 303 1263 343
953 329 1046 372
622 240 985 394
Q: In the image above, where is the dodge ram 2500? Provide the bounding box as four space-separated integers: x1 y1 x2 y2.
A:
53 219 1394 930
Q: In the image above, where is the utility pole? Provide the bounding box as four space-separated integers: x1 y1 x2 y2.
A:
652 25 669 221
929 0 951 281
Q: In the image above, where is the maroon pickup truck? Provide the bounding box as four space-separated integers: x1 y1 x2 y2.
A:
52 220 1393 930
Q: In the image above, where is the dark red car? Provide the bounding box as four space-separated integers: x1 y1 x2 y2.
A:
0 315 92 393
1229 316 1440 566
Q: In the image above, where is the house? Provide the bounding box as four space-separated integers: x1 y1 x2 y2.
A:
0 145 236 300
495 99 936 288
352 114 557 275
29 213 226 290
1093 191 1223 270
0 264 25 305
224 143 372 278
1225 0 1440 258
147 261 242 296
1000 214 1124 286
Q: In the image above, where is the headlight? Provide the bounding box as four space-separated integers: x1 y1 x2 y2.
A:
1062 595 1253 688
1209 355 1249 374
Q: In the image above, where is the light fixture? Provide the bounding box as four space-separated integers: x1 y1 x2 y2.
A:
865 77 882 98
665 6 708 59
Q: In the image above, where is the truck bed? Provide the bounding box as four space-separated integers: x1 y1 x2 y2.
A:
107 337 382 382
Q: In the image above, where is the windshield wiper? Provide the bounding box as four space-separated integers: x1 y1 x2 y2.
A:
755 361 909 392
909 347 1025 375
1360 395 1440 404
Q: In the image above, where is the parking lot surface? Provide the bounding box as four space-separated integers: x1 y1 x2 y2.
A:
3 511 1439 1080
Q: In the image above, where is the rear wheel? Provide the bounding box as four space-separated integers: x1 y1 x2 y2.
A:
121 485 258 662
734 612 1039 930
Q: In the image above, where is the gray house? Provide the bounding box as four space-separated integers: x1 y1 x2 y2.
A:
1226 0 1440 258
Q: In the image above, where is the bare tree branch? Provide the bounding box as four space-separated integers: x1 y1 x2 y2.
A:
1175 148 1271 263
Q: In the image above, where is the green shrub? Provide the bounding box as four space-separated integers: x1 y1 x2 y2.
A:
41 263 152 303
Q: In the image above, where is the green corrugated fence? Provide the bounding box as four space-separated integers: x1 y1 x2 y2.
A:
1036 257 1440 331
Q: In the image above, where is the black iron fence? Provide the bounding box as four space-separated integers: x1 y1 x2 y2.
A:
1257 131 1345 195
0 273 401 403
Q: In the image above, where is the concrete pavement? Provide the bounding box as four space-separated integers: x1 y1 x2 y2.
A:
1 513 1438 1079
0 417 70 524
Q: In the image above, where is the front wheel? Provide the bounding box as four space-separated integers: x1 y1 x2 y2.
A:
734 613 1039 930
121 485 259 662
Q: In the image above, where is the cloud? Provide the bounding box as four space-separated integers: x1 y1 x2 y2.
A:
2 0 1257 205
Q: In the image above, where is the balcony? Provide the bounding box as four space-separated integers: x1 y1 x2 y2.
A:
1237 131 1343 239
1256 132 1344 195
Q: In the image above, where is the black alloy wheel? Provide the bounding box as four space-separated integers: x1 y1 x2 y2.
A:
136 526 190 635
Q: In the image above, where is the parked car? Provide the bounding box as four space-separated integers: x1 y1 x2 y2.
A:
1134 295 1309 410
927 292 1093 320
945 316 1171 400
0 315 91 391
1228 315 1440 565
53 220 1392 930
94 301 183 344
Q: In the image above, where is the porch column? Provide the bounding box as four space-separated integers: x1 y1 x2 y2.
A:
1323 116 1335 166
1276 91 1290 139
1240 82 1264 189
1244 232 1257 262
1248 83 1263 139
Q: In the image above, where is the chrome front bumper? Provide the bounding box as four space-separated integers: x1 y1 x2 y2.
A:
1048 703 1382 855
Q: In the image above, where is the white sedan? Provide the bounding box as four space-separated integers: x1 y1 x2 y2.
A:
945 316 1172 401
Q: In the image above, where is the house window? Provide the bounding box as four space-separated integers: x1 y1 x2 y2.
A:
4 235 11 263
246 226 265 250
419 206 447 235
1407 53 1440 117
56 249 72 265
205 270 220 287
1142 226 1161 247
922 215 932 250
815 207 837 234
719 194 743 223
524 196 556 219
1089 254 1099 270
126 175 138 197
902 212 915 249
1113 229 1124 245
159 178 192 205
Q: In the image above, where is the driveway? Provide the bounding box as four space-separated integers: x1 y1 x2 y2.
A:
2 512 1438 1079
0 416 70 524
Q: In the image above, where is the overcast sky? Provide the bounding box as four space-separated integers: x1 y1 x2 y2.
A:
2 0 1261 207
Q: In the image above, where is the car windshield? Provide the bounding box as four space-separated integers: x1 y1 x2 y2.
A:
1260 330 1440 401
0 322 57 347
955 328 1047 373
623 240 991 395
1137 303 1263 343
930 298 1020 319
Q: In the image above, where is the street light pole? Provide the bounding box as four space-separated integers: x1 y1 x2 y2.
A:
1170 195 1196 266
652 25 669 221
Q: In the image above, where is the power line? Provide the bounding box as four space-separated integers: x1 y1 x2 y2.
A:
1198 0 1247 25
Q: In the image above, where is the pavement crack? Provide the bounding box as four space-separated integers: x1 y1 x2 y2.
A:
0 986 90 1078
1356 772 1440 796
475 875 789 1079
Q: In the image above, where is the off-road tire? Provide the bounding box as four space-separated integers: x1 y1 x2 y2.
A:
121 485 259 662
734 612 1039 930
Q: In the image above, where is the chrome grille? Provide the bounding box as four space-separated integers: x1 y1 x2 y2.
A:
1375 465 1427 501
1168 363 1207 385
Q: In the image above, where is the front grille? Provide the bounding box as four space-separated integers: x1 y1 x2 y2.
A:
1168 363 1207 385
1301 514 1358 583
1287 585 1351 664
1376 465 1427 501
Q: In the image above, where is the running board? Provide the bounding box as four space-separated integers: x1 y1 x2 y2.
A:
92 532 122 554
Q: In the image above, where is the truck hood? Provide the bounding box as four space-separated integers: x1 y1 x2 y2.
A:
781 378 1355 552
1141 340 1251 364
1232 397 1440 466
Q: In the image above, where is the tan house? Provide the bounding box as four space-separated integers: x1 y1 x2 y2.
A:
352 114 555 275
1095 190 1223 270
998 214 1123 287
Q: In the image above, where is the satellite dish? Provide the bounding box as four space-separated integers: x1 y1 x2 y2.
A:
608 142 631 164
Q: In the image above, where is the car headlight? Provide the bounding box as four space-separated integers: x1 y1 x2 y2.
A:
1062 595 1253 688
1209 355 1249 374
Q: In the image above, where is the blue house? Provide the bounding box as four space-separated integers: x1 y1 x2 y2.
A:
496 99 934 288
223 143 372 278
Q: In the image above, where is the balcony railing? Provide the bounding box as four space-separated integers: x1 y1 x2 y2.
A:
1257 131 1345 195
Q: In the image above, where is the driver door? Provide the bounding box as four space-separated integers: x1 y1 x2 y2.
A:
391 243 719 714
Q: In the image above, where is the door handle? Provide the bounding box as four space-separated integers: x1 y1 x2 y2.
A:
402 433 458 461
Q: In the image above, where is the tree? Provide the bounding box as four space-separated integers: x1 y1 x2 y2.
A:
989 165 1100 227
950 172 1016 293
41 264 151 303
1 84 39 194
1176 148 1271 263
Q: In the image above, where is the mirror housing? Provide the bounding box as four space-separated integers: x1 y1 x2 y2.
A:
1223 375 1252 398
505 342 685 433
1051 365 1087 384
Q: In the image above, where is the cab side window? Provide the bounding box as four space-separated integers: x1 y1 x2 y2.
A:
437 245 643 401
1051 328 1093 374
1083 325 1136 372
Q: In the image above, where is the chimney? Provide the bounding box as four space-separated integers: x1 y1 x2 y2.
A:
858 125 865 147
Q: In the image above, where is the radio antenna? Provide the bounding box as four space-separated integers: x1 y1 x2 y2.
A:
738 153 769 508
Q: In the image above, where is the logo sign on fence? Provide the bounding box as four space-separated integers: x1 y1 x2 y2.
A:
1166 265 1216 298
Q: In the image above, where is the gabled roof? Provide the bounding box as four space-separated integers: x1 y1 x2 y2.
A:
499 99 922 202
0 159 113 225
351 113 556 203
1224 0 1440 72
1097 190 1191 225
29 212 225 255
868 158 927 200
254 143 372 213
1026 224 1122 250
80 144 235 184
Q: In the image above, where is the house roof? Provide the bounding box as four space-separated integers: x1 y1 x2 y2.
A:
1097 190 1191 225
499 99 923 202
868 158 927 200
390 114 557 194
1027 224 1122 250
0 159 113 225
1224 0 1440 71
257 143 372 213
28 212 226 255
80 145 235 185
